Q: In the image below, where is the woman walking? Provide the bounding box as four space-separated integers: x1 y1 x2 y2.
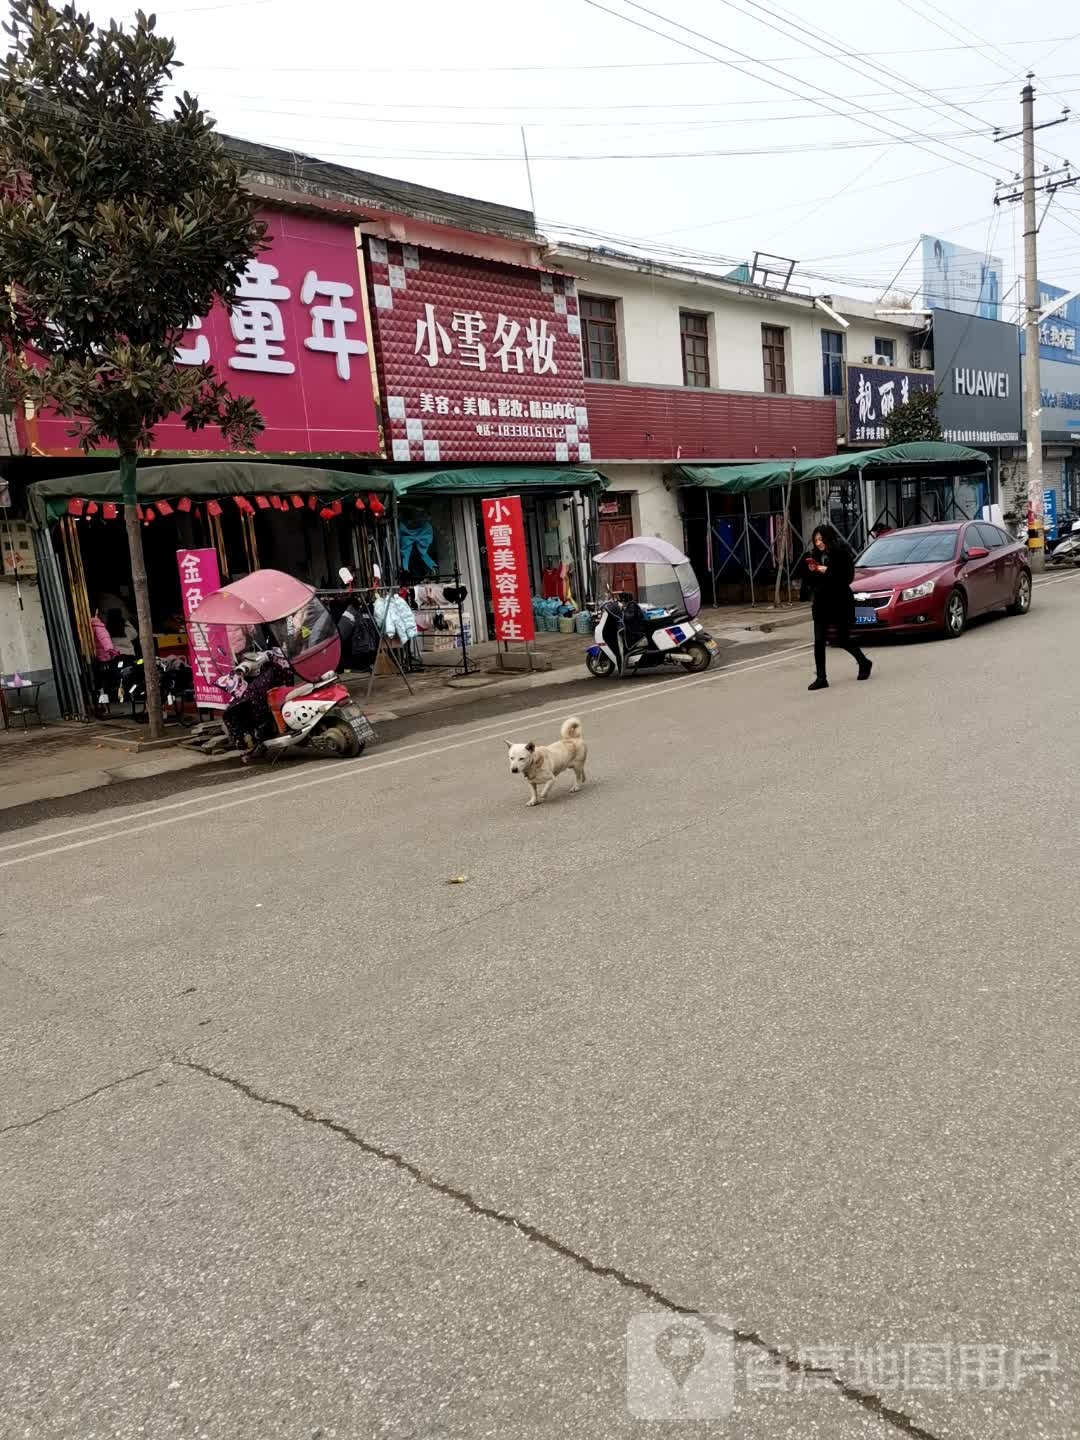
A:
802 524 872 691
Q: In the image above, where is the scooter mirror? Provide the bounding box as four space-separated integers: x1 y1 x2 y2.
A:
338 566 354 584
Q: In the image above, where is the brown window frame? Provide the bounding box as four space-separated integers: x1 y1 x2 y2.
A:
680 310 710 388
580 295 619 381
761 324 788 394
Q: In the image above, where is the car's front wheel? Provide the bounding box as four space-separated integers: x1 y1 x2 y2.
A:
1007 570 1032 615
943 588 967 638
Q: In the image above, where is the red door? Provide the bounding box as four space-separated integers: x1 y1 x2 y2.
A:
599 515 636 596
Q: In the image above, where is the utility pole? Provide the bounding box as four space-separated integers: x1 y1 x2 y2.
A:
995 78 1075 571
1021 82 1044 570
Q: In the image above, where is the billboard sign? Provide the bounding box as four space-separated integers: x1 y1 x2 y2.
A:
19 210 381 457
367 241 590 464
1018 279 1080 366
922 235 1003 320
845 364 934 444
1026 354 1080 440
932 310 1021 444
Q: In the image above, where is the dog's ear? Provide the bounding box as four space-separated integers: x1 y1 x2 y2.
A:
526 741 535 752
504 740 512 750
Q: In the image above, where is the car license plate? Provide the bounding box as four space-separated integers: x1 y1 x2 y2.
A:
854 607 878 625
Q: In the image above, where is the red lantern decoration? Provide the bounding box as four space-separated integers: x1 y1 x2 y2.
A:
368 493 386 517
143 505 156 523
155 498 174 516
291 495 305 509
318 505 334 520
67 497 84 517
206 499 222 518
255 495 270 510
307 495 318 511
177 496 192 513
354 495 366 511
85 500 99 517
102 502 118 521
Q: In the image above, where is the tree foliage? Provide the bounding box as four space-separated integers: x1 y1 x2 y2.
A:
885 387 943 445
0 0 265 453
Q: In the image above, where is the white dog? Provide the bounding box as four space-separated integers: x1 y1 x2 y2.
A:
505 717 587 806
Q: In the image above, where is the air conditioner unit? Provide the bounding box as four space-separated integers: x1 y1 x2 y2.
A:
872 354 893 367
910 350 932 370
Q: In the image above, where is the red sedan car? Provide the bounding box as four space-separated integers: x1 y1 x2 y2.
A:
850 521 1032 638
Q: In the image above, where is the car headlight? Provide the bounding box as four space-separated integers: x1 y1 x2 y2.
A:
900 579 936 602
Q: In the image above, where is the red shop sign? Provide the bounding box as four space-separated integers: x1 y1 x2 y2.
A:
19 209 381 457
481 495 535 643
368 241 590 464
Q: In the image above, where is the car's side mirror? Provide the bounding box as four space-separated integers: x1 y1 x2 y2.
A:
964 546 990 560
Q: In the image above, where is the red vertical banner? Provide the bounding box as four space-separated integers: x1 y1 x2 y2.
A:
481 495 535 643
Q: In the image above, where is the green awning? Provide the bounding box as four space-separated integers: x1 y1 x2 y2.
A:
30 461 393 524
675 442 992 494
387 465 607 499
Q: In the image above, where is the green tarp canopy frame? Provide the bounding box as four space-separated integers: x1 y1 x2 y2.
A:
30 461 608 523
382 465 607 499
674 441 992 495
29 461 395 525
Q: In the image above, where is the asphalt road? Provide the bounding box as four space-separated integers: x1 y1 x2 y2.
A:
1 575 1076 1440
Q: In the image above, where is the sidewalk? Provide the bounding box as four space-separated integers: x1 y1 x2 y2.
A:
0 601 811 813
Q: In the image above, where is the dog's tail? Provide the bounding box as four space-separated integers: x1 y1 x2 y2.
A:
561 716 584 742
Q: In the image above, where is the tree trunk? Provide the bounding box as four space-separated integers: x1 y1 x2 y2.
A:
120 452 162 739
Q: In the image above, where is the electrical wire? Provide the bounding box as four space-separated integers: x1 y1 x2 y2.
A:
584 0 1006 183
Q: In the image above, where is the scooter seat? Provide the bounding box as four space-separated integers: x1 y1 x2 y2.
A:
285 682 316 700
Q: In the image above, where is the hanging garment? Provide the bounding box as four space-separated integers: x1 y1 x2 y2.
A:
399 516 436 574
373 593 419 643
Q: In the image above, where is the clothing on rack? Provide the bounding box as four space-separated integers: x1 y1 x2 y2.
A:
399 516 436 575
374 592 419 644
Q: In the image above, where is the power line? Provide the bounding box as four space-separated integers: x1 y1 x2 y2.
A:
583 0 1006 183
184 78 1080 115
178 37 1080 74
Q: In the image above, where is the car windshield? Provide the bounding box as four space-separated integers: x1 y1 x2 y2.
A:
858 532 958 566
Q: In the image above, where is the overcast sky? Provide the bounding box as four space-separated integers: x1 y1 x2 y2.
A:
88 0 1080 310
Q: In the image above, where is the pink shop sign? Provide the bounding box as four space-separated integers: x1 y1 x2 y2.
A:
177 548 232 709
20 209 382 458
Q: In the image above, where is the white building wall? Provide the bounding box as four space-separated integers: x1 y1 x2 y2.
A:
559 258 921 398
0 579 51 675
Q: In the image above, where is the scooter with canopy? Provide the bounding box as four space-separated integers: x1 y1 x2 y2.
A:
188 569 374 760
586 537 716 677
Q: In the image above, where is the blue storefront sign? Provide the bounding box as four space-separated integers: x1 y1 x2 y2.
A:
1043 488 1058 542
846 365 934 444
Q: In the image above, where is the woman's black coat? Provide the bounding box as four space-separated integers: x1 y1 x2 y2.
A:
804 545 857 626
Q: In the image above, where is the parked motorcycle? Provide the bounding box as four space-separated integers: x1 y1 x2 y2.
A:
188 568 375 761
585 535 716 677
1048 526 1080 566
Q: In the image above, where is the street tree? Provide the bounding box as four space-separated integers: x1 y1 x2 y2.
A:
0 0 265 735
885 388 943 445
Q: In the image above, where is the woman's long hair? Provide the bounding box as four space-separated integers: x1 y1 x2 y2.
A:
812 523 851 557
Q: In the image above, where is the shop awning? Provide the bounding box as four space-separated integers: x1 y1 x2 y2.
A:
29 461 394 524
386 465 607 499
674 442 991 494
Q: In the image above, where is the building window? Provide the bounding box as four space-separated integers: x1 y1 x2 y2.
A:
580 296 619 380
821 329 844 396
761 325 787 394
680 311 710 387
873 336 896 364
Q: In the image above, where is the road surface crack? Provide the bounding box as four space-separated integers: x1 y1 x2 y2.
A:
181 1058 943 1440
0 1065 155 1136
